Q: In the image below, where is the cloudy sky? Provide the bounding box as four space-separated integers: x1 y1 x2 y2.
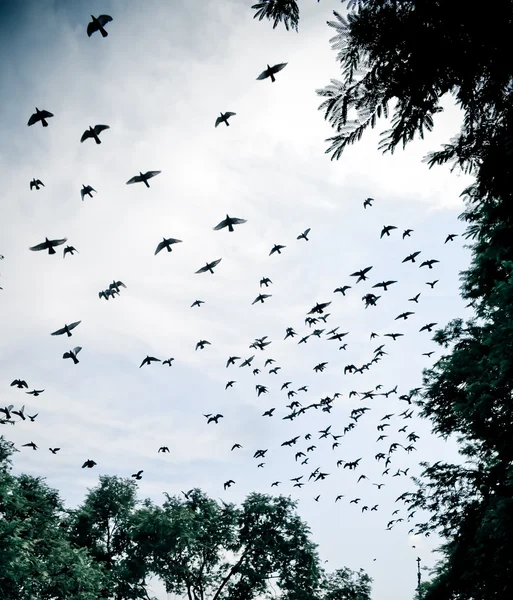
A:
0 1 475 598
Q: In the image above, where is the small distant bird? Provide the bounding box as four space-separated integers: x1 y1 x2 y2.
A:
403 229 413 238
126 171 161 188
423 351 435 357
403 251 421 263
82 459 97 468
49 448 60 454
12 405 26 420
81 185 96 200
131 470 144 480
158 446 170 453
51 321 81 337
207 413 223 424
380 225 397 238
26 389 44 396
196 340 211 351
87 14 113 37
426 280 439 288
63 245 79 258
80 124 110 144
215 112 236 127
256 62 288 82
350 266 373 283
420 323 437 333
297 228 311 241
195 259 222 274
260 277 272 287
63 347 82 364
252 294 272 305
223 479 235 490
372 280 397 292
11 379 28 389
162 358 174 367
27 107 54 127
420 259 439 269
225 381 235 389
269 244 286 256
226 356 241 368
30 178 44 190
231 443 242 450
140 356 161 367
154 237 182 255
334 285 351 295
445 233 458 243
213 215 247 232
29 237 67 254
409 293 421 303
22 442 38 450
395 312 414 320
363 197 374 209
191 300 204 307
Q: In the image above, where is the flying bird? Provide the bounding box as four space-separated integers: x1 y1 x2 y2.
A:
29 237 67 254
27 107 54 127
63 245 79 258
207 414 223 424
297 228 311 241
126 171 161 188
80 124 110 144
215 112 236 127
256 62 288 82
231 444 242 451
63 347 82 364
363 197 374 208
213 215 247 232
350 266 373 283
409 293 421 303
26 389 44 396
158 447 170 453
419 323 438 333
82 459 97 468
225 381 235 389
49 448 60 454
260 277 272 287
426 280 439 288
403 229 413 238
191 299 204 307
380 225 397 238
395 312 414 320
445 233 458 243
269 244 286 256
162 358 174 366
334 285 351 295
140 356 161 368
195 259 222 274
195 340 211 351
22 442 38 450
420 259 439 269
252 294 272 305
81 185 96 200
131 470 144 480
87 14 113 37
155 237 182 255
372 280 397 292
223 479 235 490
51 321 81 337
30 178 44 190
11 379 28 388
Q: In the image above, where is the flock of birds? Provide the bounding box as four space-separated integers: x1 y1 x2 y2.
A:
1 13 462 536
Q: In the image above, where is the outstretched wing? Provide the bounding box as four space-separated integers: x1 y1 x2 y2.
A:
210 258 222 268
213 218 228 230
50 238 67 247
155 240 166 255
93 124 110 135
126 175 142 185
27 113 40 126
195 265 208 274
97 14 113 26
73 346 82 355
68 321 82 331
80 129 93 142
215 116 223 127
144 170 161 179
256 68 270 80
230 217 247 225
29 241 49 251
51 326 67 336
270 62 288 74
224 112 236 118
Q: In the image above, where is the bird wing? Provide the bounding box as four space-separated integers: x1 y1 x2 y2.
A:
271 62 288 73
39 110 53 119
62 352 71 359
68 321 81 330
145 170 161 179
80 129 93 142
51 326 67 336
87 22 97 36
93 124 110 135
195 265 209 274
213 218 228 230
73 346 82 354
215 116 223 127
126 175 142 184
256 69 270 80
155 240 166 255
225 112 236 117
230 218 247 225
50 238 67 247
29 240 51 251
97 15 113 26
210 258 222 268
27 113 39 126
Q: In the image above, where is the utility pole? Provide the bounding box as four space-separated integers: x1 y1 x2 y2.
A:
416 556 422 599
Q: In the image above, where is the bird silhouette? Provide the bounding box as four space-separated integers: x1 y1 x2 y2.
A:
30 238 67 254
30 178 44 190
63 246 79 258
81 185 96 200
191 300 204 307
403 229 413 238
131 470 144 480
195 259 222 274
372 280 397 292
87 14 113 37
252 294 272 305
22 442 38 450
420 259 439 269
409 293 421 303
215 112 236 127
297 228 311 241
363 197 374 208
223 479 235 489
80 124 110 144
155 238 182 255
426 280 439 288
63 347 82 364
231 443 242 451
403 251 421 263
11 379 28 388
380 225 397 238
419 323 437 332
445 233 458 243
82 459 97 468
28 107 54 127
225 380 236 389
140 356 161 367
162 358 174 366
195 340 211 351
269 244 286 256
207 414 223 424
334 285 351 295
127 171 161 188
51 321 81 337
350 266 373 283
256 62 288 82
26 389 44 396
49 447 60 454
213 215 247 232
158 446 170 453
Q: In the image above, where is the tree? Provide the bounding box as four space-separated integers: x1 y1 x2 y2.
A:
0 435 104 600
67 475 151 600
319 567 372 600
131 488 327 600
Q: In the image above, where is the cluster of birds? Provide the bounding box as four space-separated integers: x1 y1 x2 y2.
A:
2 12 462 538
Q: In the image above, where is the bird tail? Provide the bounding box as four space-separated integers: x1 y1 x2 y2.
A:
144 180 150 188
95 135 101 144
101 29 108 38
271 73 276 83
49 247 56 255
228 224 234 232
42 119 48 127
226 121 230 126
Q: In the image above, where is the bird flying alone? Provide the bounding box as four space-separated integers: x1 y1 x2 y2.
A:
87 14 112 37
80 124 110 144
213 215 247 232
30 179 44 190
27 108 54 127
215 112 236 127
29 238 67 255
256 62 287 82
155 238 182 255
126 171 161 188
51 321 81 337
81 185 96 200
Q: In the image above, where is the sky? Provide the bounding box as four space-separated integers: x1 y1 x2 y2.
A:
0 1 476 599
